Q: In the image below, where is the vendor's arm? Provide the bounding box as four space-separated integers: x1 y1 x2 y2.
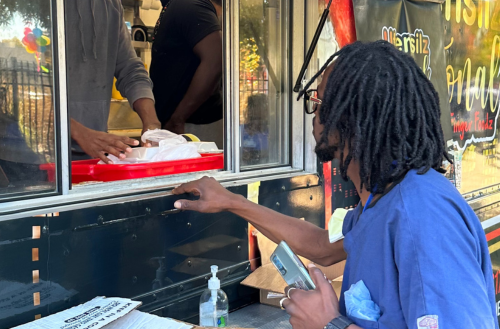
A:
165 31 222 134
71 119 139 164
113 4 161 137
173 177 346 266
133 98 162 145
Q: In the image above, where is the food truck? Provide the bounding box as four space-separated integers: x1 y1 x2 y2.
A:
1 0 500 328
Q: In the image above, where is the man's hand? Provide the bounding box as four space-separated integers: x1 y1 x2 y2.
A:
172 176 239 213
164 115 186 135
141 123 161 147
71 119 139 164
134 98 162 147
283 264 341 329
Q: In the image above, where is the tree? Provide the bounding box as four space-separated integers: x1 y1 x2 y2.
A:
239 0 279 88
0 0 51 29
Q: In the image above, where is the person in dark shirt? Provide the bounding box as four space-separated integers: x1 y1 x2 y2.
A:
150 0 223 147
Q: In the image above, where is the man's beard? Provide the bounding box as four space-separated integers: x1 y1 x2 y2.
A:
314 144 338 163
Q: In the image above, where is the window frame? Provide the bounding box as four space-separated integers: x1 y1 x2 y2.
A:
0 0 317 216
0 0 68 203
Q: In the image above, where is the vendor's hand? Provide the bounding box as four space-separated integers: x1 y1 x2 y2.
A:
74 126 139 164
173 176 236 213
164 116 185 135
283 264 340 329
141 123 161 147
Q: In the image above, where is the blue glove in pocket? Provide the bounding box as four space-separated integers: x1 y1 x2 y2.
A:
344 280 381 322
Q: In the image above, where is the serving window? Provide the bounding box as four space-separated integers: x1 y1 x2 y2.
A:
0 0 312 211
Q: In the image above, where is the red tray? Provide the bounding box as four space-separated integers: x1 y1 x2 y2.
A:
40 154 223 184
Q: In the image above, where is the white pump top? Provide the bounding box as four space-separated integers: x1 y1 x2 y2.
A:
208 265 220 290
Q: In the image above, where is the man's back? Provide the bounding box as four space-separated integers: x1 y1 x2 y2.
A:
150 0 222 126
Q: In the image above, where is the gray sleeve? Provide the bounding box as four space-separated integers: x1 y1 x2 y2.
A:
114 4 154 108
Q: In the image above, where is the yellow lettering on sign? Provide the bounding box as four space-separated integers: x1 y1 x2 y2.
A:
478 0 490 29
444 0 491 29
446 35 500 113
463 0 476 26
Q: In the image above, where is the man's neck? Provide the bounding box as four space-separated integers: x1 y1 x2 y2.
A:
349 174 372 208
347 161 374 208
348 161 397 208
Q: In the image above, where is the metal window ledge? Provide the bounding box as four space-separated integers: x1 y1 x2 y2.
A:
0 167 314 221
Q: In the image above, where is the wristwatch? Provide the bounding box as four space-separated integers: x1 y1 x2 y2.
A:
324 315 354 329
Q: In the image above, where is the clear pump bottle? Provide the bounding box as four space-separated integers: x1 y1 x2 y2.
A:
199 265 228 327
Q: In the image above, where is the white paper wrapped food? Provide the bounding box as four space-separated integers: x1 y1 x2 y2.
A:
190 142 221 153
141 129 187 145
149 139 200 162
126 146 160 160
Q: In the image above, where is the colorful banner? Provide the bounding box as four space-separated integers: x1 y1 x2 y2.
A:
352 0 453 144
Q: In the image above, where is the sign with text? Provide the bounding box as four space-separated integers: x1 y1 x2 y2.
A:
352 0 453 144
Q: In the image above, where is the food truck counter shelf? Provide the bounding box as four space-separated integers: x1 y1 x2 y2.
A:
229 303 291 329
40 154 223 184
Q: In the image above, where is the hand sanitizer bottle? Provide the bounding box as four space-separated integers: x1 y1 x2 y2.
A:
199 265 229 327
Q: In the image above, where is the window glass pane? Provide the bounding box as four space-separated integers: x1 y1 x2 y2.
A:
68 0 224 187
0 0 57 198
444 0 500 195
239 0 289 168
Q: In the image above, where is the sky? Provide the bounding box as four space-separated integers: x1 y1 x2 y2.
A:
0 13 27 42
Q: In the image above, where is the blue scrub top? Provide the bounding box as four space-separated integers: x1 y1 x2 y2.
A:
340 169 497 329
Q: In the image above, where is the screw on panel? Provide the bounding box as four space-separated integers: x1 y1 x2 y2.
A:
146 207 151 214
227 269 231 274
97 215 104 225
188 261 192 267
179 285 184 292
237 245 242 251
187 222 192 228
205 276 209 281
152 294 158 301
310 195 313 200
281 186 286 191
307 180 311 187
276 202 280 208
132 276 138 284
42 226 49 234
132 234 137 241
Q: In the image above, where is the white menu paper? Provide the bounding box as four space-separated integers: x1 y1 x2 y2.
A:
13 296 141 329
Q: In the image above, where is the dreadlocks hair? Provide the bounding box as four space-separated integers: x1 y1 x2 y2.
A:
299 40 452 194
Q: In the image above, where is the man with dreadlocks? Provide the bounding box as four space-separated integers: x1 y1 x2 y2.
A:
171 41 497 329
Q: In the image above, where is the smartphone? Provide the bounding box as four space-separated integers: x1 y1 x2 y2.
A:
270 241 316 291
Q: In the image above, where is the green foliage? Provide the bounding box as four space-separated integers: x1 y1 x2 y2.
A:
0 0 51 29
